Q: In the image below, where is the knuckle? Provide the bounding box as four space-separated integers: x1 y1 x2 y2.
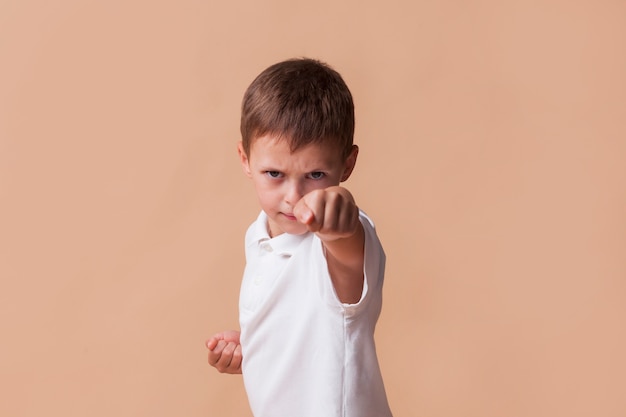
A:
326 190 340 203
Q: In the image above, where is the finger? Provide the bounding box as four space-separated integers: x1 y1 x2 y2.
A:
294 198 314 225
208 350 220 366
301 192 326 232
206 331 227 349
208 340 227 365
317 189 354 235
322 192 341 232
229 344 243 371
215 342 237 372
337 196 358 233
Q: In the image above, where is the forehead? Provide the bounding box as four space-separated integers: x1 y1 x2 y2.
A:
249 134 343 167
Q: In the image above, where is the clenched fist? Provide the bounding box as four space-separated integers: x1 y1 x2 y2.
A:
294 186 360 242
206 330 242 374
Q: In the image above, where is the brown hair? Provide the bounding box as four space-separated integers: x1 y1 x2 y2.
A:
240 58 355 159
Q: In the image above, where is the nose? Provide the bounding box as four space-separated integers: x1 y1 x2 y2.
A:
284 179 304 207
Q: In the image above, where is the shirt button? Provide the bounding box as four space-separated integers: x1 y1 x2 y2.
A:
260 243 273 252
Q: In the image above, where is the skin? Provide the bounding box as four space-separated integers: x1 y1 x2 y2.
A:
206 134 364 374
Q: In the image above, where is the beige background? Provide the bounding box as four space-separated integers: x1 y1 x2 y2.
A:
1 1 625 416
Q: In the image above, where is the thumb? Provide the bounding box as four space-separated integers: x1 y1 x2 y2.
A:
294 198 314 225
206 332 226 350
206 338 218 350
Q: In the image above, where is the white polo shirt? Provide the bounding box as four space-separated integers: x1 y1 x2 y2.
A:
239 210 392 417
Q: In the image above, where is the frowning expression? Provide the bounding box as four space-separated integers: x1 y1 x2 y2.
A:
238 134 357 237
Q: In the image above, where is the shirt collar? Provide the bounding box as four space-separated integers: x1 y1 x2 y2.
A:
247 211 308 256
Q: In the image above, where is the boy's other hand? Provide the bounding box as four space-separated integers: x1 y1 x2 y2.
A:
294 186 360 242
206 330 242 374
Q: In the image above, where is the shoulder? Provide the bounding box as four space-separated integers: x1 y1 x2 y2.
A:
358 210 376 230
359 210 384 253
245 211 269 245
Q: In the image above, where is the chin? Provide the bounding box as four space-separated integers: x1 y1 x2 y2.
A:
280 223 308 236
267 215 307 236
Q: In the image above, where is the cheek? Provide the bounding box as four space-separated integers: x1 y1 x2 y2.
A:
253 180 281 206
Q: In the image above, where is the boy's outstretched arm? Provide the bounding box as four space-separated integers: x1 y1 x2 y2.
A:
294 186 365 304
206 330 242 374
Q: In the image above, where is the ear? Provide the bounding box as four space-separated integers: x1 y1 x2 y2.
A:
340 145 359 182
237 141 252 178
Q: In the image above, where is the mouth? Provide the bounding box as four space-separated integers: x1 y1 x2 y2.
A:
282 213 297 221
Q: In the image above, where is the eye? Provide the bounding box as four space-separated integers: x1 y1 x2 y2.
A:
307 171 326 180
265 171 282 178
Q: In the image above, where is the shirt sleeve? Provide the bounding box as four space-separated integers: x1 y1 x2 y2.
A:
314 210 386 317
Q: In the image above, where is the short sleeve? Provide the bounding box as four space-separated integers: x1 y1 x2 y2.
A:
314 210 386 317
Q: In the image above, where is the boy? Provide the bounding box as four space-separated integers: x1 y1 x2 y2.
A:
206 58 392 417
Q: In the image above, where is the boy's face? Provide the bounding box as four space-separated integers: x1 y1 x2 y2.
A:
238 134 358 237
